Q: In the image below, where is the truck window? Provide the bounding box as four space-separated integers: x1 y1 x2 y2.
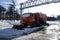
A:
22 13 31 17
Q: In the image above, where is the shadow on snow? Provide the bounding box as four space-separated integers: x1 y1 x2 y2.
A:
0 26 45 40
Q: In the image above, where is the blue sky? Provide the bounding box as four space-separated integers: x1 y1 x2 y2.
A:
0 0 27 9
0 0 12 9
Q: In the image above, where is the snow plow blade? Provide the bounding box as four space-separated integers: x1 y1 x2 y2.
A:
12 25 25 30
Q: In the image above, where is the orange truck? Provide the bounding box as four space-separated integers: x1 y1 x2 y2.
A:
13 12 49 29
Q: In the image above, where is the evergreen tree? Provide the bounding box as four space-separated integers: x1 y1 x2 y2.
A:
6 0 20 20
0 5 6 13
0 5 6 19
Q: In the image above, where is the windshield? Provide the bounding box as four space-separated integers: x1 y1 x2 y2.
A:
22 13 31 17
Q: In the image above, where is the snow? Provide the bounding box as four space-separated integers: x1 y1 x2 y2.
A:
0 20 44 39
0 20 13 29
0 20 60 40
7 20 21 25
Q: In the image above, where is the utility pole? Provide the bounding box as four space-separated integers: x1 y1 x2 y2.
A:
20 3 23 19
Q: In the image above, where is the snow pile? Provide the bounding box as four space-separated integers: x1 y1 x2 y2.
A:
0 20 10 25
45 24 59 40
47 21 59 25
46 25 59 34
7 20 21 25
0 20 12 29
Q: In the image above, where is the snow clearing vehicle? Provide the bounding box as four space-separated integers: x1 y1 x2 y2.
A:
13 12 49 30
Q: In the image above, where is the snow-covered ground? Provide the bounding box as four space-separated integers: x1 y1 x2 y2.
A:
0 20 60 40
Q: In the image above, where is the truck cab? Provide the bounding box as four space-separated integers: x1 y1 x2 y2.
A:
21 13 35 27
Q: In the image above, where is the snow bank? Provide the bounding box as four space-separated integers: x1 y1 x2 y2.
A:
0 20 13 29
45 23 60 40
47 21 60 25
7 20 21 25
0 20 10 25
